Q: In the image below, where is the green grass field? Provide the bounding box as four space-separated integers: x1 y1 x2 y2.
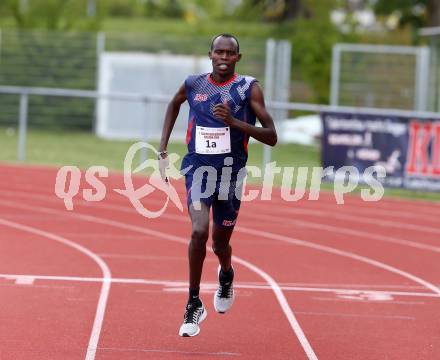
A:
1 127 439 202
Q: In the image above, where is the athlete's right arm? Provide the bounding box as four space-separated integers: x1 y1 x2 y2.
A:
159 84 187 153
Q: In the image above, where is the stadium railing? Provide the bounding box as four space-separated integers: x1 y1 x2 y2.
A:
1 85 440 168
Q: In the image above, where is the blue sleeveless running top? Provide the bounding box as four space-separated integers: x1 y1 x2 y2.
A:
181 73 258 175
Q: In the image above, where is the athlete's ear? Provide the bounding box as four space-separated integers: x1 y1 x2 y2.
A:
208 50 213 60
237 53 242 62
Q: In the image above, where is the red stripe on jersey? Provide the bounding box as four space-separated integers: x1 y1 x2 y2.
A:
208 73 237 86
243 112 248 153
186 117 194 145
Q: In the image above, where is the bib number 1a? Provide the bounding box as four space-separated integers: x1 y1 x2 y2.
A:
195 126 231 154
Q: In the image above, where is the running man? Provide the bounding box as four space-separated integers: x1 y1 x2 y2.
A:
158 33 277 337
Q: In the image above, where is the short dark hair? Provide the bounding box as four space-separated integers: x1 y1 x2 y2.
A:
210 33 240 53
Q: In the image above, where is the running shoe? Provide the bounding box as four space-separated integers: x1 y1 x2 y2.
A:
214 265 235 313
178 300 207 337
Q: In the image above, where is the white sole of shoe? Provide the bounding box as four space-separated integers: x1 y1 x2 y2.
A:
214 265 235 314
179 307 207 337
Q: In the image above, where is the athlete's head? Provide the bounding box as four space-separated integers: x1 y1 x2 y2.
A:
209 34 241 78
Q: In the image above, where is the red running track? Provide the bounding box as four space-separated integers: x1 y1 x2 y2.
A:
0 164 440 359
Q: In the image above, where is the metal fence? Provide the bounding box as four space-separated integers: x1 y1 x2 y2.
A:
0 28 294 169
0 29 273 130
420 26 440 112
331 43 430 111
2 85 440 167
0 29 98 129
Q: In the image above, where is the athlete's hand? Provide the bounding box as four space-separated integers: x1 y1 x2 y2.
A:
158 152 169 184
213 101 235 126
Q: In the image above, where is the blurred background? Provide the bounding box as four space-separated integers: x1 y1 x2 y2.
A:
0 0 439 200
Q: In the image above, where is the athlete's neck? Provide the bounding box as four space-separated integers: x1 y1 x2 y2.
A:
210 72 235 84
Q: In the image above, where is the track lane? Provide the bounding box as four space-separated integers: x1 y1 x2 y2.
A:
2 165 440 359
0 197 436 360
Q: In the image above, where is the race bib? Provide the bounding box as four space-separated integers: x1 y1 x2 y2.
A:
195 126 231 154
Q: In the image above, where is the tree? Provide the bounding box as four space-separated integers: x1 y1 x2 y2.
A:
270 0 343 103
235 0 304 22
282 0 303 20
427 0 440 27
374 0 440 29
4 0 101 30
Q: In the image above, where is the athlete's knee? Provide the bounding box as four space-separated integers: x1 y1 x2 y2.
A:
212 241 230 256
191 226 209 248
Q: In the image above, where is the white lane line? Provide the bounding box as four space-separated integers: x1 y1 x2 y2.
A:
15 191 440 258
99 254 186 260
260 190 440 217
2 272 434 290
232 255 318 360
0 214 66 220
97 253 218 262
156 287 254 296
0 273 184 285
237 226 440 297
2 192 439 358
239 213 440 253
66 234 149 239
0 218 111 360
2 175 440 218
0 274 438 298
295 202 440 224
3 197 440 296
110 205 440 298
312 297 425 306
2 169 438 214
128 192 440 235
14 276 35 285
0 283 73 290
95 196 440 251
2 189 439 253
274 283 432 290
98 347 240 356
267 206 440 235
295 311 415 320
2 197 440 359
239 282 435 290
3 186 440 237
0 200 319 360
252 190 440 222
9 195 440 254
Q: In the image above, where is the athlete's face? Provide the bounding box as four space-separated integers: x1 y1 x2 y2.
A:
209 37 241 77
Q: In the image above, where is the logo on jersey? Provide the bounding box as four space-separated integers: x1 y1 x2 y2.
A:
194 93 208 102
222 219 237 227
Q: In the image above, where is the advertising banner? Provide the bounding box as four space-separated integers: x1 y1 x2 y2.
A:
321 112 440 191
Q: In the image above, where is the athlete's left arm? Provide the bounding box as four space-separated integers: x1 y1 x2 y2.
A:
214 82 277 146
